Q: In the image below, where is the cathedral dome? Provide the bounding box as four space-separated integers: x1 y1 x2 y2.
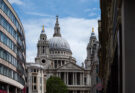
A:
48 37 71 52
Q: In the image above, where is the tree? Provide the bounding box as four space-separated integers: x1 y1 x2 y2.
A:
46 76 68 93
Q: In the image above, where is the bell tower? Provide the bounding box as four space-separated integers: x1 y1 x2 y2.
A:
85 28 97 69
35 26 51 66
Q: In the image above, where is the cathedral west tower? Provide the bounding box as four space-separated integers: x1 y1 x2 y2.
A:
85 28 99 93
85 28 97 69
35 26 51 67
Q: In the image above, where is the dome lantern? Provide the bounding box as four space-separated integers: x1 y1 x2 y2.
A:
53 16 61 37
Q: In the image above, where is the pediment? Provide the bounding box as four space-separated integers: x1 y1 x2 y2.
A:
57 62 84 71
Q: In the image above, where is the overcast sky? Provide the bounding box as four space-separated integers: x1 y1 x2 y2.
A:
9 0 100 65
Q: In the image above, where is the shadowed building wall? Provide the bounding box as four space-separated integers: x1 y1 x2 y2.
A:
99 0 135 93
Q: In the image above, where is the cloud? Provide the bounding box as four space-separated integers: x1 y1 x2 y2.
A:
60 17 98 65
85 8 98 12
88 12 97 17
84 9 92 12
25 12 53 17
8 0 24 5
84 8 100 17
23 17 99 66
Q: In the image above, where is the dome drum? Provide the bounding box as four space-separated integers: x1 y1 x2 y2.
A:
49 48 72 53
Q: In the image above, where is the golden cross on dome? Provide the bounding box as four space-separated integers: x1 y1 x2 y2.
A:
92 27 94 32
42 25 45 31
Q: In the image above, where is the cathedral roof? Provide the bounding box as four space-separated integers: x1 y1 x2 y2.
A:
56 62 85 71
48 37 71 52
27 63 44 69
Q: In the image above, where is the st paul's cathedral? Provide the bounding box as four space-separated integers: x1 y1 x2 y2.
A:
26 16 99 93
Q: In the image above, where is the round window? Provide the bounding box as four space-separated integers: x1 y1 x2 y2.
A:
42 59 46 63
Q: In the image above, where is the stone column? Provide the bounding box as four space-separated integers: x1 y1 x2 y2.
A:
36 75 38 92
81 72 83 85
74 72 75 85
83 72 84 85
66 72 67 84
57 60 58 67
61 61 62 66
56 60 57 68
64 72 66 84
67 72 68 85
82 72 83 85
53 60 55 68
7 85 9 93
73 72 74 85
60 72 61 78
80 73 81 85
75 72 77 85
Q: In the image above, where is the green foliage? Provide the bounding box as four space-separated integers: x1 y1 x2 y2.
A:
46 76 68 93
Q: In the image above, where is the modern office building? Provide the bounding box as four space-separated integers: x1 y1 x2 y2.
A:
98 0 135 93
0 0 26 93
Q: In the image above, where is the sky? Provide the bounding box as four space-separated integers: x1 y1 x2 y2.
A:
9 0 100 66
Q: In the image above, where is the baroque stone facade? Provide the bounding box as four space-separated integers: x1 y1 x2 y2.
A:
26 16 94 93
85 28 99 93
98 0 135 93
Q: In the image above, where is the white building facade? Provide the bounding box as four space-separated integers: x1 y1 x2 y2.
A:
26 64 46 93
